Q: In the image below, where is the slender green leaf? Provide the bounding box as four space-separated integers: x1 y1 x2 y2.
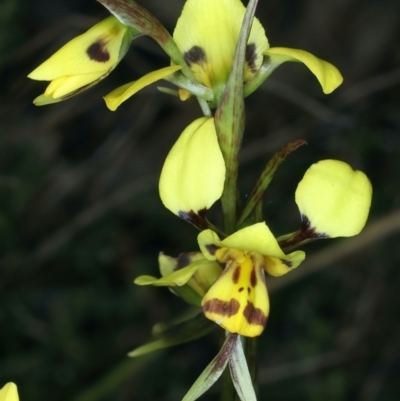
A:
182 334 238 401
129 313 215 357
97 0 170 44
97 0 189 74
229 336 257 401
238 140 307 225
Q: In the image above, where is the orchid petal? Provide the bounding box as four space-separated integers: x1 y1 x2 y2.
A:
0 383 19 401
222 223 285 258
295 159 372 237
264 250 305 277
134 260 207 287
159 117 225 216
173 0 269 89
202 251 269 337
104 65 181 110
265 47 343 94
28 16 129 79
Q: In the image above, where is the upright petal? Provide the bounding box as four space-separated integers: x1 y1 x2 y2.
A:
221 222 285 258
173 0 269 90
28 16 131 80
264 47 343 94
295 159 372 237
159 117 225 216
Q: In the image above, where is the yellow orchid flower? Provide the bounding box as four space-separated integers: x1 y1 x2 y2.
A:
105 0 343 110
137 159 371 337
198 224 305 337
0 383 19 401
136 222 305 338
28 16 137 105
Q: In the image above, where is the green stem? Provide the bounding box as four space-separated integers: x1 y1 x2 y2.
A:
215 0 259 234
197 97 213 117
218 1 260 400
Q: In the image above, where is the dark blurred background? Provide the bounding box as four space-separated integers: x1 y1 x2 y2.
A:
1 0 400 400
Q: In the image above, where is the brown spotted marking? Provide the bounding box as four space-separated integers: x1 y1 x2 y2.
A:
250 267 257 287
184 46 207 66
263 54 271 66
176 253 191 269
203 298 240 317
280 259 293 268
301 214 329 239
245 43 258 73
86 40 110 62
243 301 267 327
205 244 219 256
178 209 209 230
232 266 241 284
238 287 244 292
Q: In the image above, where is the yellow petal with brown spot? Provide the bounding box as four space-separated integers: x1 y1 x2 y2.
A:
295 159 372 237
202 250 269 337
173 0 269 90
29 16 129 79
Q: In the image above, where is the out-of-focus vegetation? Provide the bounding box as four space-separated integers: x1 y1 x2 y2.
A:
1 0 399 400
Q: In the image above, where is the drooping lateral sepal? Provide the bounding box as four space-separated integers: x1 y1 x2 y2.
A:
135 252 221 307
103 65 182 110
295 159 372 237
159 117 225 222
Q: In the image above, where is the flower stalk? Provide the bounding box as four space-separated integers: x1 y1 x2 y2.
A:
215 0 259 235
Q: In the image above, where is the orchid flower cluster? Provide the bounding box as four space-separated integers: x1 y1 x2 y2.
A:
18 0 374 400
